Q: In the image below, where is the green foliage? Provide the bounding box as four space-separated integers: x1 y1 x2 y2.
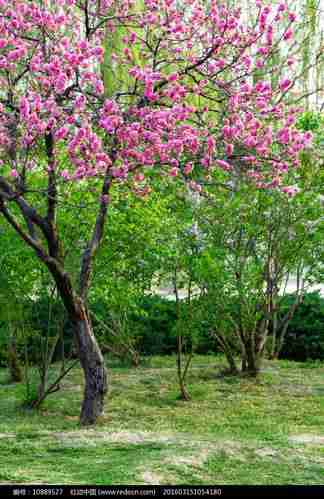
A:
89 294 219 357
280 292 324 362
297 111 324 155
297 111 323 132
130 296 178 356
25 296 72 364
0 324 8 367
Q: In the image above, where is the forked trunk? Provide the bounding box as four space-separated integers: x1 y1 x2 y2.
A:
244 349 261 376
179 380 191 401
241 338 262 377
176 334 192 401
72 301 108 426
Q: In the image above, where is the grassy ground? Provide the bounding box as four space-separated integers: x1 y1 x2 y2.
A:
1 355 324 485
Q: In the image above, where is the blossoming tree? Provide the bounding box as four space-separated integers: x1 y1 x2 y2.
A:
0 0 313 424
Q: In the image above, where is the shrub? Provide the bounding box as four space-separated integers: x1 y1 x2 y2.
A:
0 322 8 368
129 295 220 356
132 295 178 355
279 292 324 361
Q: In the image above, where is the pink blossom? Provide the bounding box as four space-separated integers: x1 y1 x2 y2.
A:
170 167 179 177
277 127 290 145
189 181 202 193
226 143 234 156
75 95 86 110
283 28 293 41
134 173 145 182
0 0 311 194
168 73 179 82
55 126 69 141
216 159 232 171
61 169 70 180
282 185 300 197
278 3 287 13
183 163 193 175
207 136 215 153
10 169 19 178
101 194 110 204
279 78 292 91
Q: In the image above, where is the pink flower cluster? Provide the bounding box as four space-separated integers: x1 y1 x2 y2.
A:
0 0 311 194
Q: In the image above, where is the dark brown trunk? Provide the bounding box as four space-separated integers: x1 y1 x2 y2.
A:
47 266 108 425
242 338 261 377
245 351 261 376
72 301 108 426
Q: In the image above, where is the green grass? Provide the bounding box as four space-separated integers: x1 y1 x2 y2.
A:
1 355 324 485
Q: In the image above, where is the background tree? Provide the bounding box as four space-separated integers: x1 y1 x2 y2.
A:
195 177 323 375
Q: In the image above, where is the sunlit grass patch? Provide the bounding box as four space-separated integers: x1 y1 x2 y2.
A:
1 355 324 484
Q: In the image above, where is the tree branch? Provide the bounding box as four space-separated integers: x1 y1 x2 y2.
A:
79 166 113 299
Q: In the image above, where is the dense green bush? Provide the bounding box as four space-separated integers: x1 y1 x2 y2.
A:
129 295 219 356
1 292 323 366
27 296 74 363
0 296 74 368
280 292 324 361
90 295 178 356
0 322 8 367
90 294 218 357
136 293 324 361
132 295 178 355
0 299 31 368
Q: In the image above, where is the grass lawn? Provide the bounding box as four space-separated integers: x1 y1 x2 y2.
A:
1 355 324 485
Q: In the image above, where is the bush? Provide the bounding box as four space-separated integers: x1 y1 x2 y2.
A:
3 291 323 366
0 322 8 367
279 292 324 361
130 295 220 355
131 295 178 355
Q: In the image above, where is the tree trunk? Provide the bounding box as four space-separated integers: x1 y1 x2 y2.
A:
245 357 261 376
269 309 278 360
243 339 261 377
213 330 239 375
44 265 108 425
179 377 191 401
72 301 108 426
176 333 191 401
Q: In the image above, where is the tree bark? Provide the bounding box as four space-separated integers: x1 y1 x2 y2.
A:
72 300 108 425
242 337 261 376
213 330 239 375
178 376 191 401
